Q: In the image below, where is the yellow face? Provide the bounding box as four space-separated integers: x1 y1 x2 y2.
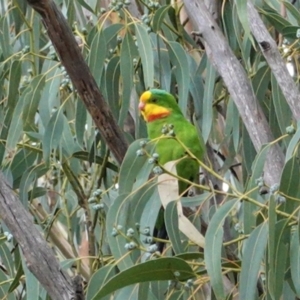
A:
139 91 170 122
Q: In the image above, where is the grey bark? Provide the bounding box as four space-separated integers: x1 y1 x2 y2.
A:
0 173 75 300
247 1 300 120
204 0 221 21
183 0 284 185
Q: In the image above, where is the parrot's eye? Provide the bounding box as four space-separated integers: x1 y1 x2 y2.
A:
152 98 157 103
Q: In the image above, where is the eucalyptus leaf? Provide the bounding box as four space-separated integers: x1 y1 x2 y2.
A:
92 257 195 299
135 23 154 89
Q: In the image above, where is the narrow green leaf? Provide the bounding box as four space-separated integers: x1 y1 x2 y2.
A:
232 4 244 60
60 114 77 156
181 193 211 207
9 149 37 188
271 74 292 137
260 6 291 33
0 243 14 276
75 97 87 147
19 164 48 208
107 183 159 271
239 222 268 300
0 269 14 300
106 193 138 271
282 25 300 40
152 5 170 32
42 110 64 165
114 286 139 300
224 99 240 153
135 23 154 88
118 139 153 194
241 124 256 178
189 55 205 137
252 65 270 103
7 60 21 109
290 226 300 296
279 155 300 215
205 199 239 300
92 258 194 300
202 59 216 142
222 1 238 52
75 0 94 13
0 17 12 59
243 143 270 234
21 254 44 299
286 120 300 161
165 201 184 254
267 195 277 299
271 220 290 299
153 35 171 90
22 75 46 131
106 56 120 120
88 30 106 86
234 0 250 36
138 282 150 300
5 97 23 152
176 252 203 261
8 261 23 293
139 187 161 241
38 62 61 127
103 24 124 46
167 41 190 114
28 187 47 199
119 32 137 126
283 1 300 25
11 0 27 34
0 105 12 162
87 265 117 300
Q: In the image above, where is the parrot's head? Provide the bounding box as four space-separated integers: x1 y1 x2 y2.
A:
139 89 181 122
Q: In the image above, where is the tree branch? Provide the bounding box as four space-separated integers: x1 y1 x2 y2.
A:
247 1 300 120
183 0 284 185
0 173 75 300
26 0 129 165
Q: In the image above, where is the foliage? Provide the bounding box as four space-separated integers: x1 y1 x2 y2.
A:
1 0 300 299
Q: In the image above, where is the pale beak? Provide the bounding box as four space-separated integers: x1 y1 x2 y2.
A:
138 101 145 111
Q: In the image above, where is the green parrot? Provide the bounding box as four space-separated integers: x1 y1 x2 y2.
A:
139 89 205 252
139 89 205 194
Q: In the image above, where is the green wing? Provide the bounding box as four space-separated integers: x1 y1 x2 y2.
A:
148 113 205 194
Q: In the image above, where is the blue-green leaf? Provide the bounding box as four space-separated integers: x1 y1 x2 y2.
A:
239 222 268 300
279 155 300 215
7 60 21 109
205 199 239 299
165 201 184 254
135 23 154 89
42 110 64 165
22 75 46 131
106 56 120 120
153 35 171 91
119 32 138 126
290 226 300 296
19 164 48 208
118 139 153 194
91 257 194 300
167 41 190 114
88 30 106 86
202 60 215 142
152 6 170 32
